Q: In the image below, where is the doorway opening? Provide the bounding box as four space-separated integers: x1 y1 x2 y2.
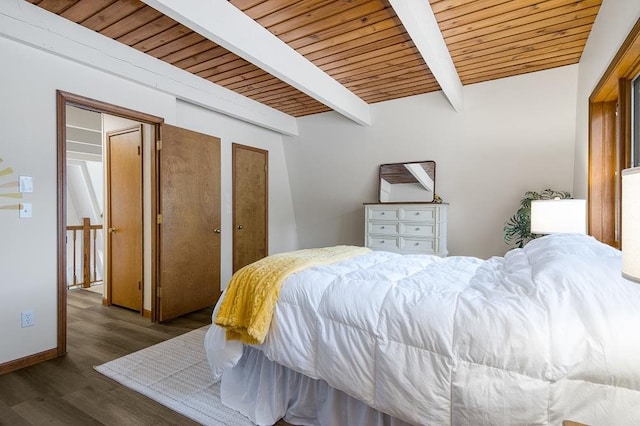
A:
65 106 105 293
66 108 147 312
65 106 148 313
58 91 222 358
57 91 164 356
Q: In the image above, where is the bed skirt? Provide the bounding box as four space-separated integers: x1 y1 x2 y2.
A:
220 346 414 426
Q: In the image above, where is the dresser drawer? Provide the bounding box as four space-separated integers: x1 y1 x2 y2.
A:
367 207 399 221
367 236 399 251
400 207 437 222
400 222 435 237
368 222 399 235
400 237 437 253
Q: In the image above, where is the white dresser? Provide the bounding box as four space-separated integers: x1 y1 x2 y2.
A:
364 203 448 256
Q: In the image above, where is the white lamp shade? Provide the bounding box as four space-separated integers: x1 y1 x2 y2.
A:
530 199 586 234
622 167 640 283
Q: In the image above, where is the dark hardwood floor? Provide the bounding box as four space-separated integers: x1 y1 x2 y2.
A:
0 288 213 425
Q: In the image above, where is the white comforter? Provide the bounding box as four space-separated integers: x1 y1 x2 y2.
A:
205 234 640 425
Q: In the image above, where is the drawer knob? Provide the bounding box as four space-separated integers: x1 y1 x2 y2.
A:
415 242 420 246
415 227 420 231
381 240 385 244
415 212 420 215
381 226 385 229
381 212 385 215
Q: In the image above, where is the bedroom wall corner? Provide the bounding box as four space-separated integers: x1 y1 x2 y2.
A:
283 65 579 259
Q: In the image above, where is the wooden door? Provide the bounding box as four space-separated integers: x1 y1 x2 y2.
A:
157 125 221 321
107 126 143 311
232 143 268 272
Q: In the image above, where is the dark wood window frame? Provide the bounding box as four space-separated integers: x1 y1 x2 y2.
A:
588 18 640 248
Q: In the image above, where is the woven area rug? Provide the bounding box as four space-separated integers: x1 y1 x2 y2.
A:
94 326 254 426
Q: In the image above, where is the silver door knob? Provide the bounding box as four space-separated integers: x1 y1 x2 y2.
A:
237 225 244 230
213 228 221 234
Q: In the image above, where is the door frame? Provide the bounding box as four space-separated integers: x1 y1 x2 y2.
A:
56 91 163 356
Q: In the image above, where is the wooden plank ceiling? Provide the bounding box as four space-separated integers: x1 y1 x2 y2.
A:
28 0 601 118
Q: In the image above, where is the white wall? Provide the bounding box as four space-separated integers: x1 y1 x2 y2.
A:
0 33 297 365
0 36 168 365
573 0 640 198
284 65 579 258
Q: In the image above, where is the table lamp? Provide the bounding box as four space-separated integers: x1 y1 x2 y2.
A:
530 198 587 235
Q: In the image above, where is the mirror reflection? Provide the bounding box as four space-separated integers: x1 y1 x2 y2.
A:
379 161 436 203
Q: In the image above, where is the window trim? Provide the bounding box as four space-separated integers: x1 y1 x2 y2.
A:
588 18 640 248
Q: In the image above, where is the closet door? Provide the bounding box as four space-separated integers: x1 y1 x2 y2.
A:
157 124 221 321
232 143 268 272
106 126 143 312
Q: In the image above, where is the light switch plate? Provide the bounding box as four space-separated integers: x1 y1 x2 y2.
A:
19 176 33 193
19 203 32 218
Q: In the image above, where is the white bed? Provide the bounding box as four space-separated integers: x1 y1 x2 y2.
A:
205 234 640 425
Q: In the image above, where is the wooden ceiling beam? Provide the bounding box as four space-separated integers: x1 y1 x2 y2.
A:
141 0 372 126
388 0 463 111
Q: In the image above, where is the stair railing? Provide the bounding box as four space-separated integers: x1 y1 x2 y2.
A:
66 217 103 288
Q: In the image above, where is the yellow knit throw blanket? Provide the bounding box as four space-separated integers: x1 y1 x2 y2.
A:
214 245 371 345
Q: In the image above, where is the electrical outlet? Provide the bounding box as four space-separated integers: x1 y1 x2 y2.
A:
21 310 34 328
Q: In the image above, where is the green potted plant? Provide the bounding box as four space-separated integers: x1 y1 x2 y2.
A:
504 189 572 248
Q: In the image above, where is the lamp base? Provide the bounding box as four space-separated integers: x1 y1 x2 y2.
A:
622 271 640 284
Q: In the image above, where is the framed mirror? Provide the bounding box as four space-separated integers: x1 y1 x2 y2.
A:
379 160 436 203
